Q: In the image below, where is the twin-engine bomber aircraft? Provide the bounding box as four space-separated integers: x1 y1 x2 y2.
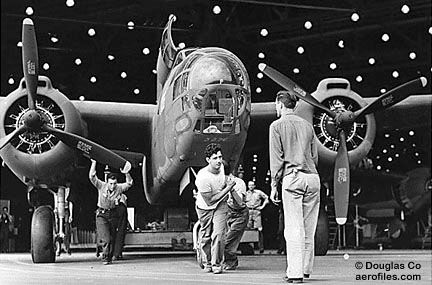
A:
0 16 430 263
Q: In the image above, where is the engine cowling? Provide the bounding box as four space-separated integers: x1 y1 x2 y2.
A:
0 76 86 187
295 78 376 170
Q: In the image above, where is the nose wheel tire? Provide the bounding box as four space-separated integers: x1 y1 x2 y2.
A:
31 205 55 263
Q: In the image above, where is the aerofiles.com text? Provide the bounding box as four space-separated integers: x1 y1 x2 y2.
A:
354 261 422 281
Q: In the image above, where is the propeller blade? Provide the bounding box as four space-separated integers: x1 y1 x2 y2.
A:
333 130 350 225
22 18 39 110
0 125 28 150
258 64 337 118
42 125 131 172
354 77 427 118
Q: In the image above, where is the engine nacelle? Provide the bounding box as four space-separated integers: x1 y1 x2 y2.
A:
295 78 376 169
0 76 86 187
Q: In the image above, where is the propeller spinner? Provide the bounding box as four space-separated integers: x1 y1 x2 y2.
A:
0 18 131 172
260 63 427 225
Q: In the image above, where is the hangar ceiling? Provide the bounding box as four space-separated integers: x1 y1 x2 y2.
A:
2 0 431 104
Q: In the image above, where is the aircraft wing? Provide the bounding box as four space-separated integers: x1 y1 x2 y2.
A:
71 100 157 153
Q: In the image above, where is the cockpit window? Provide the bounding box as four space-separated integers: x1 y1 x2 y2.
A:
188 56 235 89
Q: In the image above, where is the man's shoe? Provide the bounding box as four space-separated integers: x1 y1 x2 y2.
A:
303 274 310 278
212 266 222 274
203 265 212 273
224 264 237 271
283 276 303 283
103 260 112 265
259 249 264 254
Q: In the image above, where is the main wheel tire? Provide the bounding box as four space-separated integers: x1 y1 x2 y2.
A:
314 206 329 256
31 205 55 263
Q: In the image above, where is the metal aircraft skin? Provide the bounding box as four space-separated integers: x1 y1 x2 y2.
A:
0 16 430 262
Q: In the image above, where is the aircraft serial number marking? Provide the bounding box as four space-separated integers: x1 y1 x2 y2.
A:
293 85 307 97
27 60 36 75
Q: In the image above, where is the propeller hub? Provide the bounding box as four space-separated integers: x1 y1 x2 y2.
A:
335 111 355 128
23 110 43 129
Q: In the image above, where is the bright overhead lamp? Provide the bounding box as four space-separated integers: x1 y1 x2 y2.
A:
213 5 221 14
260 28 268 37
351 13 360 22
25 7 34 16
304 21 312 29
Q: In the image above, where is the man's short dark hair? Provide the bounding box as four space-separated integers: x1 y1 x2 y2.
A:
205 143 222 158
106 173 118 181
276 90 298 109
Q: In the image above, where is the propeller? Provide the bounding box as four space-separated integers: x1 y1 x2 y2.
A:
261 64 427 225
0 18 131 172
22 18 38 110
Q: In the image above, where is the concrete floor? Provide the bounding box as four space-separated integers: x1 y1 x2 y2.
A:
0 250 431 284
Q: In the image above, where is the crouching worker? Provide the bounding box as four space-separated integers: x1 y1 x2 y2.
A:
223 161 249 270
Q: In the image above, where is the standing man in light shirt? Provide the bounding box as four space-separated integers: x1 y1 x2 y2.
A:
195 143 236 274
245 180 269 253
223 160 249 270
89 159 133 265
269 90 320 283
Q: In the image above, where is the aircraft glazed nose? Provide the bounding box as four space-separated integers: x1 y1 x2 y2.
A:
188 56 235 89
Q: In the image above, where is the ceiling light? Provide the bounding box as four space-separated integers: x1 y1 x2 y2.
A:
257 73 263 79
213 5 221 15
17 41 22 47
79 96 85 101
377 165 382 170
260 28 268 37
256 87 262 93
388 157 393 162
293 68 300 74
330 63 337 70
338 40 344 48
8 78 14 85
90 76 97 83
429 27 432 35
409 130 415 136
417 160 422 164
134 88 140 95
75 58 82 65
297 46 304 54
401 4 410 14
50 36 59 43
415 152 419 156
127 21 135 30
258 52 265 59
142 48 150 55
392 71 399 78
390 144 395 149
107 55 115 61
380 88 386 93
384 133 390 138
121 72 127 78
43 63 50 70
399 137 404 142
356 75 363 82
351 12 360 22
395 153 399 158
66 0 75 7
88 28 96 37
368 58 375 65
178 42 186 49
381 33 390 42
304 21 312 29
409 52 416 60
382 149 388 154
152 69 157 74
25 7 34 16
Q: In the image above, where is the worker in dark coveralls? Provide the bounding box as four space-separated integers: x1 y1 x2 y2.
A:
89 159 133 265
113 194 128 260
269 90 320 283
223 160 249 270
